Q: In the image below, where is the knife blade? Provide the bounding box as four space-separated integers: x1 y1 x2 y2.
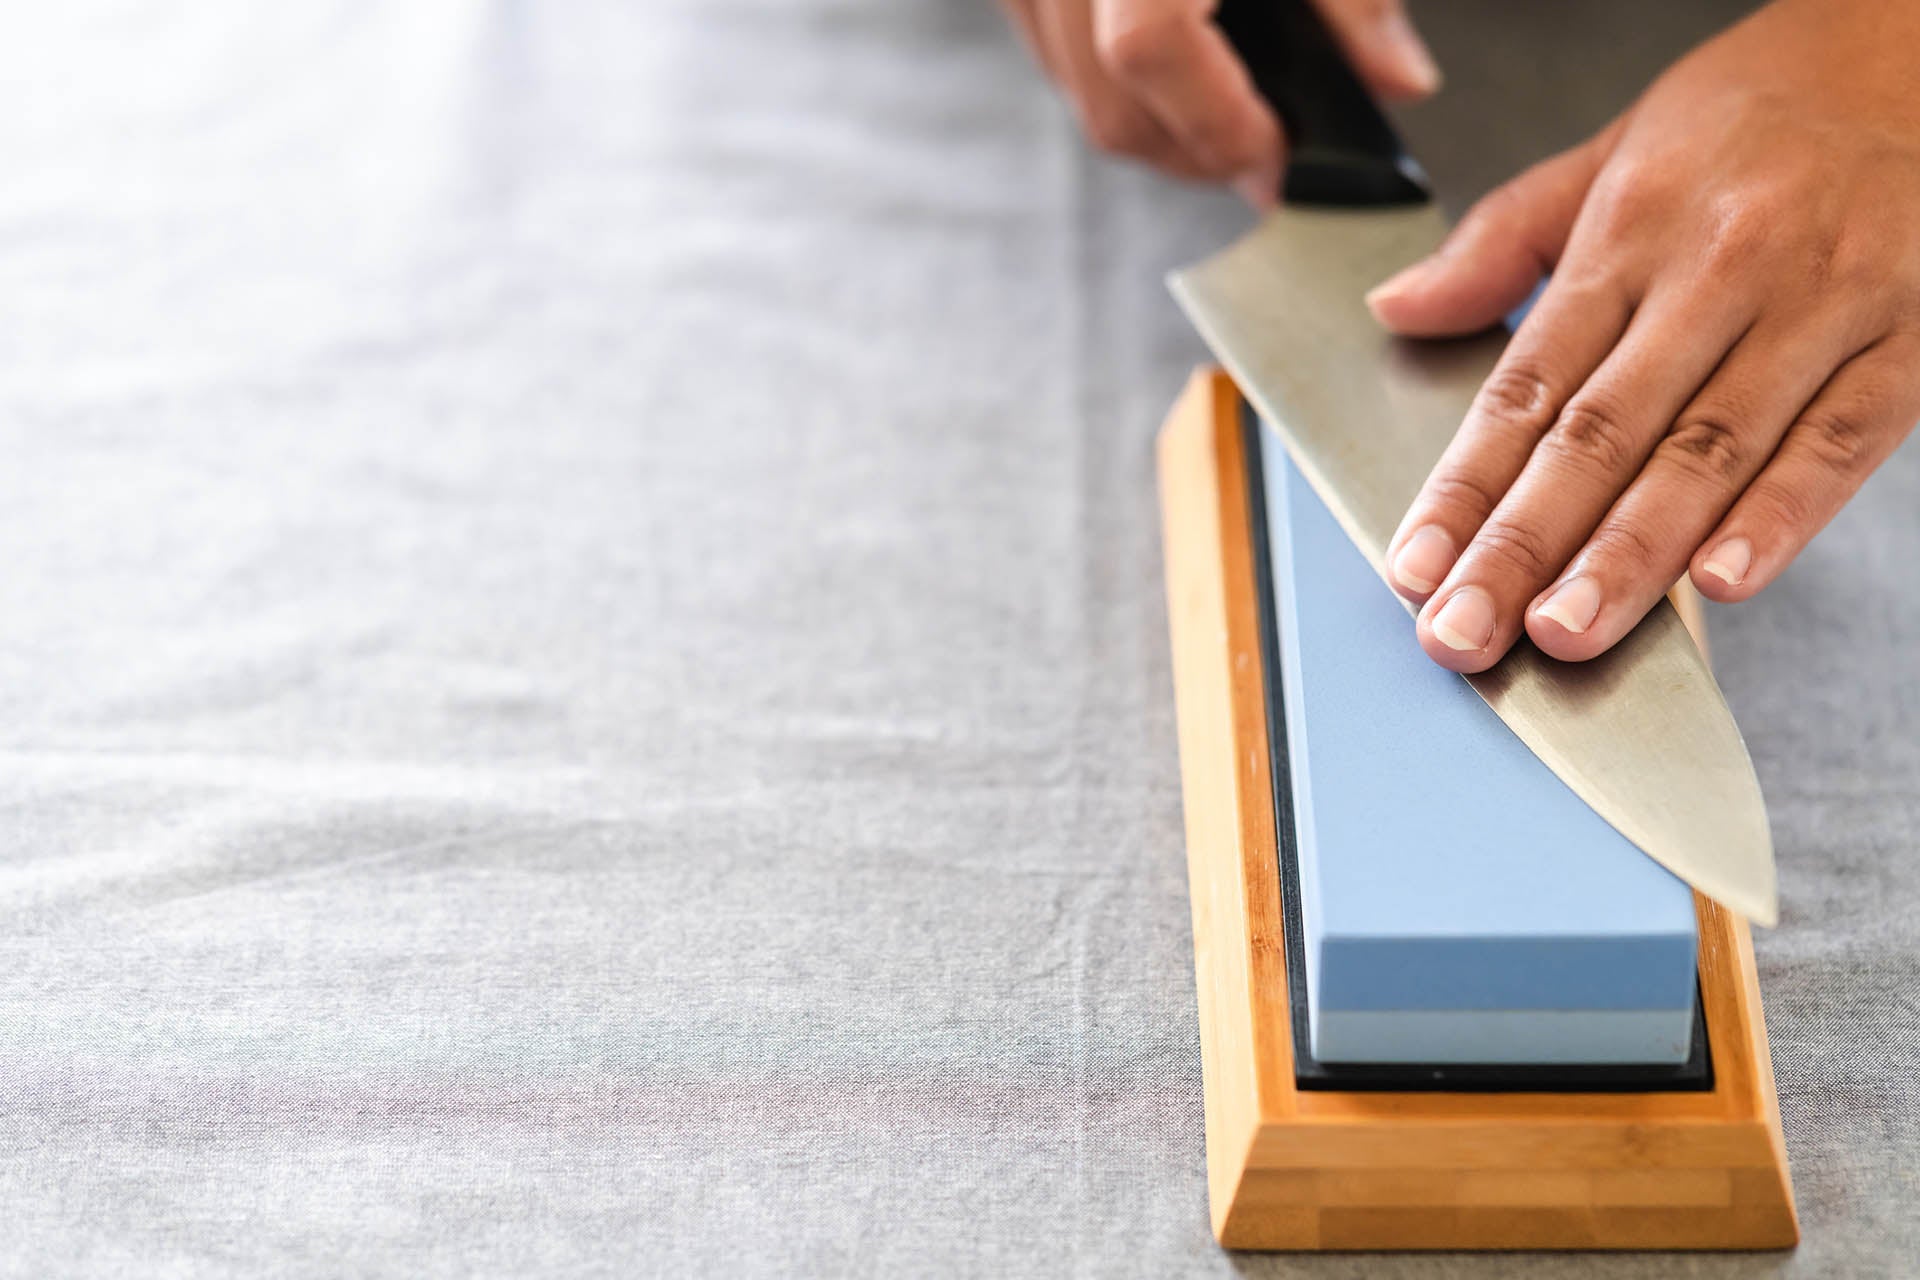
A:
1174 2 1779 925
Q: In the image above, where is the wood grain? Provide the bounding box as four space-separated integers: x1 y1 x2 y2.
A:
1156 368 1798 1252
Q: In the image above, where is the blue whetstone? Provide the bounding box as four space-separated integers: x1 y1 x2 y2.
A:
1260 423 1699 1065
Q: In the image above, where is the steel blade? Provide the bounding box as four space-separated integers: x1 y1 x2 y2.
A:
1171 207 1778 925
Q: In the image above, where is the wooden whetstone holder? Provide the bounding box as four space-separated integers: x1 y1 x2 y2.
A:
1157 367 1797 1251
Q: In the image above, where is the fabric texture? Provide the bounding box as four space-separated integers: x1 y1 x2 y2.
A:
2 1 1913 1275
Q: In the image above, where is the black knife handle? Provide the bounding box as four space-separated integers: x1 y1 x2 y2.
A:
1214 0 1431 207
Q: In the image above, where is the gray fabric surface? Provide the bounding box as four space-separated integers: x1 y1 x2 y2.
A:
2 1 1914 1275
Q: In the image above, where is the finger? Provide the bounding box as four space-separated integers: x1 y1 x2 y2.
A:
1038 0 1209 177
1525 316 1865 659
1690 334 1920 603
1314 0 1441 100
1382 271 1632 605
1094 0 1283 195
1367 129 1617 337
1414 283 1755 672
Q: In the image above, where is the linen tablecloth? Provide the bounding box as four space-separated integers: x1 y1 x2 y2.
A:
4 1 1914 1274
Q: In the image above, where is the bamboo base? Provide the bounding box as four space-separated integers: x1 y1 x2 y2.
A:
1157 368 1797 1251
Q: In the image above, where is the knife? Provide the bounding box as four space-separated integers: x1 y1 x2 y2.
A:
1173 0 1779 925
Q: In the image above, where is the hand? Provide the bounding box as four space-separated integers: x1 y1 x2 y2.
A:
1369 0 1920 672
999 0 1439 205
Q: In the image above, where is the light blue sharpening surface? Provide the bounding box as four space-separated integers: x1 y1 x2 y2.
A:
1260 421 1699 1064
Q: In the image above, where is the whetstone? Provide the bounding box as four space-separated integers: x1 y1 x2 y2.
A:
1157 367 1797 1251
1257 421 1698 1067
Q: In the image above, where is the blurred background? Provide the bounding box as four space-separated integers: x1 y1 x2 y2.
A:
3 2 1914 1276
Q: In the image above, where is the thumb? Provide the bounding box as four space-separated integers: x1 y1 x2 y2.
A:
1315 0 1441 100
1365 131 1614 337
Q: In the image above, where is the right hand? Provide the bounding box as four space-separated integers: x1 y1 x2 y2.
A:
1000 0 1441 206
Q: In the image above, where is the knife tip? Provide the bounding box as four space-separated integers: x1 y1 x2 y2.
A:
1699 869 1779 929
1740 894 1780 930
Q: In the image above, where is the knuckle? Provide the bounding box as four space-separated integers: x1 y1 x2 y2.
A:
1545 397 1642 474
1702 194 1775 272
1799 235 1838 292
1746 476 1818 532
1587 520 1663 571
1829 229 1891 295
1796 406 1872 470
1473 361 1558 432
1588 162 1666 229
1890 291 1920 338
1662 415 1748 483
1423 471 1504 522
1471 520 1559 582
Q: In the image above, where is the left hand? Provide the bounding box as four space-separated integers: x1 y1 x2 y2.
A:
1366 0 1920 672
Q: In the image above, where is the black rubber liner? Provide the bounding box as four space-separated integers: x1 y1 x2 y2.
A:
1239 401 1714 1093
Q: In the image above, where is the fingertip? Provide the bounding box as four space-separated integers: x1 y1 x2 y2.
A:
1347 11 1442 102
1359 59 1442 104
1525 608 1609 663
1417 586 1502 673
1364 253 1530 338
1387 523 1457 601
1390 580 1436 607
1364 263 1445 334
1368 151 1593 335
1382 12 1442 95
1689 566 1730 603
1364 280 1416 330
1232 167 1281 211
1691 534 1760 602
1370 74 1442 104
1415 625 1499 673
1689 563 1753 604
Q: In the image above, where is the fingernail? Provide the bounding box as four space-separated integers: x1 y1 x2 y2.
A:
1232 169 1277 211
1430 586 1496 652
1391 524 1455 594
1380 13 1442 95
1700 536 1753 587
1535 575 1602 635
